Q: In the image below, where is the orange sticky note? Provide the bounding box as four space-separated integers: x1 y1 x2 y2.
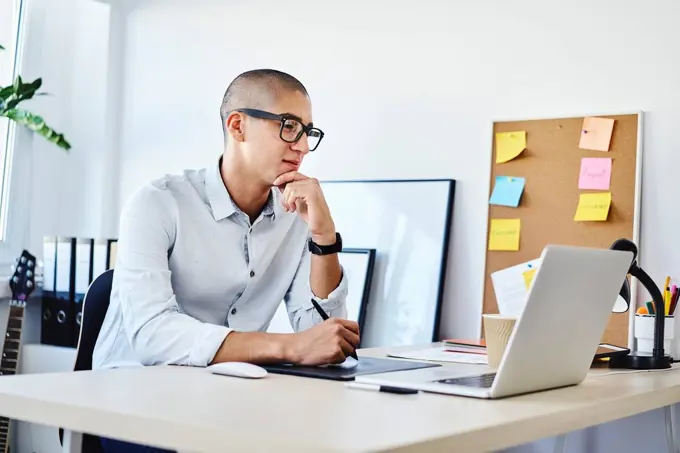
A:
579 117 615 151
488 219 521 251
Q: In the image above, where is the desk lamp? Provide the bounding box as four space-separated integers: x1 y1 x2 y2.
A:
607 238 672 369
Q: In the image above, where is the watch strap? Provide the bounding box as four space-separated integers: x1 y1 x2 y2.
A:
308 232 342 255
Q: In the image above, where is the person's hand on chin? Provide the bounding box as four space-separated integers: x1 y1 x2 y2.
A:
272 171 336 245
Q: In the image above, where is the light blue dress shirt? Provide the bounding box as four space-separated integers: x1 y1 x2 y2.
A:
92 157 348 369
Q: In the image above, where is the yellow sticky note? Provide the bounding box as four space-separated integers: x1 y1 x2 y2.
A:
488 219 521 251
574 192 612 221
523 269 536 289
579 117 615 152
495 131 526 163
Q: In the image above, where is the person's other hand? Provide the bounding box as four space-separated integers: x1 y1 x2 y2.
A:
287 318 360 365
272 172 336 245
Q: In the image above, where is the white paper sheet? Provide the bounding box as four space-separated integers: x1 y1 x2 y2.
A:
387 347 488 364
490 258 541 316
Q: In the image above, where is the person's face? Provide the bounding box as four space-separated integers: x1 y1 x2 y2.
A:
230 90 315 185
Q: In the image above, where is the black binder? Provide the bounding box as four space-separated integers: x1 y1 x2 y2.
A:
42 237 75 347
72 238 93 347
40 236 57 345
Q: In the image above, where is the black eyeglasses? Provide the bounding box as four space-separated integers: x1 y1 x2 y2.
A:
232 108 324 152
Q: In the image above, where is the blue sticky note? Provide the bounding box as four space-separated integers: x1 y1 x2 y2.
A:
489 176 525 207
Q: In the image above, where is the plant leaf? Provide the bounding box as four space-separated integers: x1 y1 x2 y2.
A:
5 97 21 111
17 77 41 98
8 77 40 105
3 109 71 151
3 109 25 121
0 86 13 102
13 76 22 92
0 44 4 51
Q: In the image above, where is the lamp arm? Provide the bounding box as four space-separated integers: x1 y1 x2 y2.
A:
629 264 666 358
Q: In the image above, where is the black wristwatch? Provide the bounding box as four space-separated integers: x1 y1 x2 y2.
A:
308 232 343 255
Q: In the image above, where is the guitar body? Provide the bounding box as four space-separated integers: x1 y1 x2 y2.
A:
0 250 37 453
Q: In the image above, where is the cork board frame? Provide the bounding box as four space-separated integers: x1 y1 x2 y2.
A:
482 111 643 348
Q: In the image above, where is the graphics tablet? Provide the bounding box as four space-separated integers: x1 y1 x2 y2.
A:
262 356 440 381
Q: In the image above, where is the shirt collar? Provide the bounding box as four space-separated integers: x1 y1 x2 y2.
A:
206 158 236 221
206 157 281 222
261 190 277 219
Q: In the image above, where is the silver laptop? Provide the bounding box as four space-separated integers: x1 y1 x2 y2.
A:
355 245 634 399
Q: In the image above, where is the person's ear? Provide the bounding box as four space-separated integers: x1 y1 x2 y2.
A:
225 112 246 143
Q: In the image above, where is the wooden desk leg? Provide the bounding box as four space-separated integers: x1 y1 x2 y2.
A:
553 434 568 453
62 430 83 453
665 405 677 453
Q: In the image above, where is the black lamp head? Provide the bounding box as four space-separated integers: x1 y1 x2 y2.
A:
610 238 638 268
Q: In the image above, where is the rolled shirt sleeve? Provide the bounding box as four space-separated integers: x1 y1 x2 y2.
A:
283 240 349 332
115 184 232 367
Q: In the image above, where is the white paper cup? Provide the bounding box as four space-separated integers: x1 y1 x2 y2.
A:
483 314 518 368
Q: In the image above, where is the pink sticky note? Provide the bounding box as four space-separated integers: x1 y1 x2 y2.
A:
579 157 612 190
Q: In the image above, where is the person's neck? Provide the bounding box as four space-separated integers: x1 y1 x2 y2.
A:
220 154 271 223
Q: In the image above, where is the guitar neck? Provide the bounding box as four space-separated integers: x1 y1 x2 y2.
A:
0 416 8 453
0 300 25 453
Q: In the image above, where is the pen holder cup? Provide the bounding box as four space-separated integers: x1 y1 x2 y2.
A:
483 314 518 368
634 314 674 355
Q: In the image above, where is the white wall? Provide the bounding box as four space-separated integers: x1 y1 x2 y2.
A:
117 0 680 344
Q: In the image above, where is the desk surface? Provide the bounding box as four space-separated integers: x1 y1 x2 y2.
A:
1 345 680 453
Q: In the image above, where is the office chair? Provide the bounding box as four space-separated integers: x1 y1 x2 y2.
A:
59 269 114 453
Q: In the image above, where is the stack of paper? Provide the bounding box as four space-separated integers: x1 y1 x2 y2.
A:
490 258 541 316
387 347 488 365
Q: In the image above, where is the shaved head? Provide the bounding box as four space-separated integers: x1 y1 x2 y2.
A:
220 69 309 136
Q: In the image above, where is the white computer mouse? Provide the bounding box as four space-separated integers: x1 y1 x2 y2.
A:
207 362 268 379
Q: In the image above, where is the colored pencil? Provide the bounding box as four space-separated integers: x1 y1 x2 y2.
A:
646 300 656 315
670 289 679 316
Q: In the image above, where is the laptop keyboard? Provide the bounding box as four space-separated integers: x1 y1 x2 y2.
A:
436 372 497 388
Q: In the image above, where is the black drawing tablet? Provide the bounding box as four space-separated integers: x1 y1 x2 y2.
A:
262 356 441 381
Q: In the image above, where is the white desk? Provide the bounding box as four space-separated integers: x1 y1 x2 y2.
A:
0 345 680 453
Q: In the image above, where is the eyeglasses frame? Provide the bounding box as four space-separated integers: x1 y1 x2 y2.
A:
230 108 324 151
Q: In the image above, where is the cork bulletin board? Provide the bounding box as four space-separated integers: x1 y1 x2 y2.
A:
482 112 642 348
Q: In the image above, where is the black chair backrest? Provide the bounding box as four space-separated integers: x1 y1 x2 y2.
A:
59 269 113 452
74 269 114 371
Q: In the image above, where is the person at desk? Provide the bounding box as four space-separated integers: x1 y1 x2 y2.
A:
92 69 360 452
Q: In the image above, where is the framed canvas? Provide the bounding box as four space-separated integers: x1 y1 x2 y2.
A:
338 248 375 337
319 179 455 347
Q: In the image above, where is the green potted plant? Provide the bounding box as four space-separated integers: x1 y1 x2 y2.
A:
0 44 70 150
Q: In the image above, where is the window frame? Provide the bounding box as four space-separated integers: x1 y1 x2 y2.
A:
0 0 30 270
